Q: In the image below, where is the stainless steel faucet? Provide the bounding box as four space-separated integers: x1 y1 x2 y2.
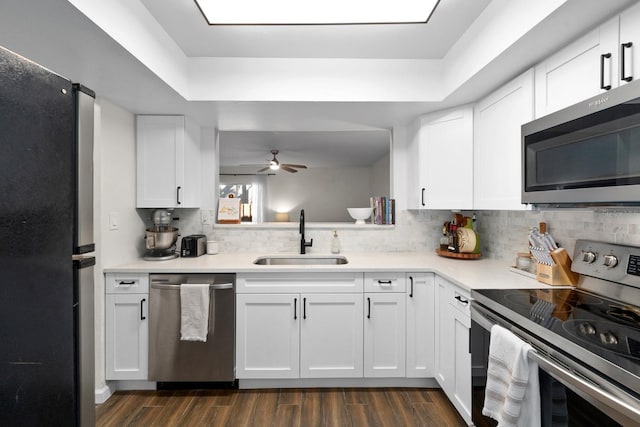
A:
299 209 313 254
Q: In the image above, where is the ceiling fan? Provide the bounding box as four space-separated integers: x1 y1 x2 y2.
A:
257 150 307 173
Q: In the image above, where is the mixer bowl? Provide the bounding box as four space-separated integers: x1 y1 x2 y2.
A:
145 227 179 250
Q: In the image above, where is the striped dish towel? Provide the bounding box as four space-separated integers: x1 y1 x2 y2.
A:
482 324 540 427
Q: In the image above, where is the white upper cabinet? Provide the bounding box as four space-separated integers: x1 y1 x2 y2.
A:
474 69 534 210
136 115 201 208
619 2 640 87
410 106 474 210
531 2 640 118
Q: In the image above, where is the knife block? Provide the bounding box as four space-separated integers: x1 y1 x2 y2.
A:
536 248 579 286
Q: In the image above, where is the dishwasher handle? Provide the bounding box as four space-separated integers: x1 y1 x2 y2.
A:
150 282 233 290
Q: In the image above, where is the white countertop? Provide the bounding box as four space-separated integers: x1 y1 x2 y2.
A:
104 251 559 292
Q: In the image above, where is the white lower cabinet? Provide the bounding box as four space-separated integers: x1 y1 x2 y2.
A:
235 272 443 385
301 293 363 378
105 284 149 380
236 273 365 380
435 275 472 425
406 273 435 378
364 292 405 377
236 292 363 379
235 293 300 379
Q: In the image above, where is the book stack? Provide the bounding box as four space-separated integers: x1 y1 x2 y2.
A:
370 196 395 225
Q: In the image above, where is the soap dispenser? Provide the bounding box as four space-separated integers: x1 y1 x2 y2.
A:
331 230 341 254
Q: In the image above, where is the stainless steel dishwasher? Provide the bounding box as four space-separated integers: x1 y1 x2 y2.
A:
148 273 235 383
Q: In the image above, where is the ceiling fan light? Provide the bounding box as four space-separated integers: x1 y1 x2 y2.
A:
194 0 439 25
270 163 280 170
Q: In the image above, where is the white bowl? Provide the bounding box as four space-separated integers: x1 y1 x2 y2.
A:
347 207 373 224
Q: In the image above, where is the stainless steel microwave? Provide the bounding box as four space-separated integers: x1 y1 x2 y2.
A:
522 79 640 206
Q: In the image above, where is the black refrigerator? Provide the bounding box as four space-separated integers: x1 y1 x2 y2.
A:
0 46 96 426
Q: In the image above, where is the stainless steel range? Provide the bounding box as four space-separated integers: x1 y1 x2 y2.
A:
471 240 640 427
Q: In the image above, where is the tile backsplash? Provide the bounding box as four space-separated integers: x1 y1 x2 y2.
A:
147 207 640 263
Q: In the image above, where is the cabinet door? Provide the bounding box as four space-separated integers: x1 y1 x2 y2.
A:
300 294 363 378
416 106 474 210
406 273 435 378
105 294 148 380
435 277 454 393
450 306 472 425
236 294 299 379
534 20 618 117
137 115 196 208
619 2 640 86
364 293 406 377
474 69 534 210
435 276 473 425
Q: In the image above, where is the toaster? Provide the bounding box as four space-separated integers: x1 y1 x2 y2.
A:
181 234 206 257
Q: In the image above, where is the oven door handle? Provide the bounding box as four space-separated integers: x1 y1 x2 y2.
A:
528 350 640 424
471 303 640 425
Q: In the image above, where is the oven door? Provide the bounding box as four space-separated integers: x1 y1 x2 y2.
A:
470 302 640 427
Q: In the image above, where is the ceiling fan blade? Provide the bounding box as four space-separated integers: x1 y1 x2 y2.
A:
281 163 307 169
280 165 298 173
257 166 270 173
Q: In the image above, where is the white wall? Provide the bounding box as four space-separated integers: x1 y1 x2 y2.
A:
268 167 372 222
94 97 144 394
219 166 377 222
370 152 391 197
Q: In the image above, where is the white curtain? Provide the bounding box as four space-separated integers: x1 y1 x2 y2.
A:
252 174 267 223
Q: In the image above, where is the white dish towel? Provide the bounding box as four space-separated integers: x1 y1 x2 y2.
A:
483 324 541 427
180 284 210 342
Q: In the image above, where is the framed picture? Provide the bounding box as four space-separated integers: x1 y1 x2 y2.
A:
217 196 241 224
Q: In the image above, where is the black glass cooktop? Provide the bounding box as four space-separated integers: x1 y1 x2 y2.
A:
474 288 640 384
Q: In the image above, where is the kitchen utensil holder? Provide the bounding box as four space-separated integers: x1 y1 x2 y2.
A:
535 248 579 286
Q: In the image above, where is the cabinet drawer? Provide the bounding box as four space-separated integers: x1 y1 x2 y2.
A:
106 273 149 294
364 273 406 292
237 272 364 293
449 287 471 317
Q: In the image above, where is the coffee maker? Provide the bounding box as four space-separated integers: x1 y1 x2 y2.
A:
143 209 179 261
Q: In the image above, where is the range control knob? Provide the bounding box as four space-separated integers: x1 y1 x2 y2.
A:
578 323 596 336
582 251 597 264
603 254 619 268
600 331 618 346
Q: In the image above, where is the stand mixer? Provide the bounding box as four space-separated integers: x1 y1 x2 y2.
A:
143 209 179 261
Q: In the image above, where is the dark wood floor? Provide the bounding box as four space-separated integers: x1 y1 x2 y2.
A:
96 387 466 427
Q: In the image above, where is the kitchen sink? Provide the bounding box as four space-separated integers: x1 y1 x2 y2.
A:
253 255 348 265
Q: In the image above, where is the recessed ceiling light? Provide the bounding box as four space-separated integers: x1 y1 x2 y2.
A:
194 0 439 25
